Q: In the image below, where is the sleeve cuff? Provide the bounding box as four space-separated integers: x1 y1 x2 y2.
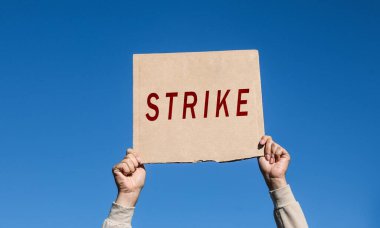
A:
269 184 297 208
107 202 135 224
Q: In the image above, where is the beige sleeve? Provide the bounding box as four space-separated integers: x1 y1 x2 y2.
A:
270 185 308 228
102 203 135 228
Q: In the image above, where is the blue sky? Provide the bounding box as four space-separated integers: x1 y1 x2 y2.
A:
0 0 379 227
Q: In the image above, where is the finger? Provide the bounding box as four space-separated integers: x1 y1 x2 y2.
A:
270 142 278 163
275 146 283 162
126 148 134 155
112 165 121 174
127 153 139 167
260 135 271 145
270 156 275 164
258 135 268 150
271 142 277 154
124 159 136 173
112 166 124 178
135 155 143 165
264 138 273 161
282 149 291 161
126 148 144 165
115 163 130 175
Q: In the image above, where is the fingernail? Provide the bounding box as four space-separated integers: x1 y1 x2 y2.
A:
265 154 270 160
260 139 265 145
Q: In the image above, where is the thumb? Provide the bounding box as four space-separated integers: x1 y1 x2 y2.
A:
113 167 126 179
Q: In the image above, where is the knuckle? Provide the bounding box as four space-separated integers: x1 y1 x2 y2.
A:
128 154 136 162
122 163 129 171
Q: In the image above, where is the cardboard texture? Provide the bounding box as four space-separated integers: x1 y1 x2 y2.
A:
133 50 265 163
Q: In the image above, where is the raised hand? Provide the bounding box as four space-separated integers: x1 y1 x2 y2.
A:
258 135 290 191
112 148 146 207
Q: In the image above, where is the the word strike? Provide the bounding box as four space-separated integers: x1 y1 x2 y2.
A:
146 89 250 121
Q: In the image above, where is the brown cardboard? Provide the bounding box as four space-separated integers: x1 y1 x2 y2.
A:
133 50 265 163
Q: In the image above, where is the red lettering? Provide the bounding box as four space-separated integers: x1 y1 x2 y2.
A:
145 89 250 121
166 92 178 120
204 90 209 118
146 93 159 121
216 89 230 117
236 88 249 116
183 91 197 119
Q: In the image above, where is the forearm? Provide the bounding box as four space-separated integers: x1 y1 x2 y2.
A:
265 176 288 191
103 191 141 228
115 191 141 207
102 203 135 228
270 185 308 228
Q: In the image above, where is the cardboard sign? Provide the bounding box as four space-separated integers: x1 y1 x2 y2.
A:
133 50 265 163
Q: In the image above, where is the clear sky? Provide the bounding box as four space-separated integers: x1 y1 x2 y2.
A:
0 0 379 227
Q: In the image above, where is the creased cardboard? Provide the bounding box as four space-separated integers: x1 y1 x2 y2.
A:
133 50 265 163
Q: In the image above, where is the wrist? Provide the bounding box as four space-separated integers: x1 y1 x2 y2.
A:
267 177 287 191
115 189 142 207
